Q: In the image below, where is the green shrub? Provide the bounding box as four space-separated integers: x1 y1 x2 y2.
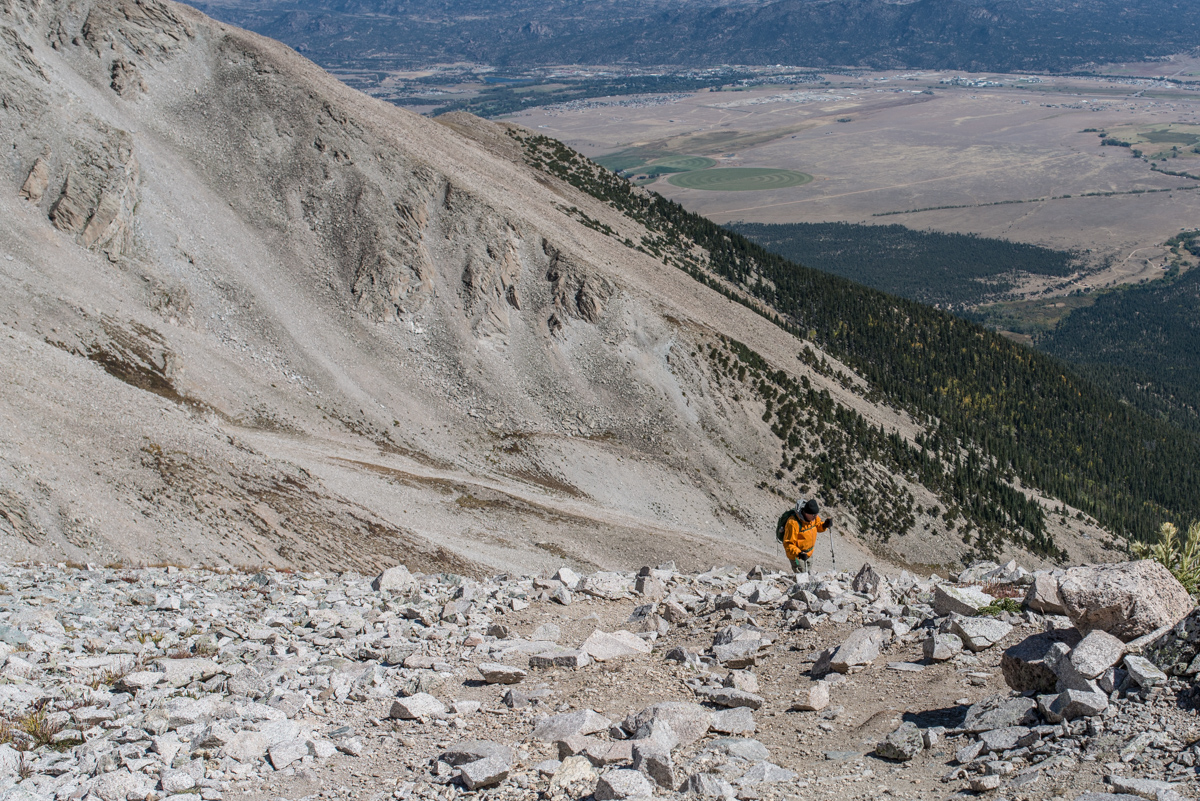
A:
1133 521 1200 596
977 597 1022 616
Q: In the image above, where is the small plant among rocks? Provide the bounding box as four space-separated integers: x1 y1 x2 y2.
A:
193 636 218 657
1133 521 1200 596
0 701 68 752
20 700 65 749
976 597 1021 616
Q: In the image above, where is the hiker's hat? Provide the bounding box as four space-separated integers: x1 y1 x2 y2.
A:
802 499 820 516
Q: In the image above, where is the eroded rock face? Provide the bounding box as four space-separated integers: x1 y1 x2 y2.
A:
350 184 437 323
109 57 146 95
1057 561 1193 642
19 154 50 203
460 226 525 338
544 240 613 335
80 0 195 60
49 171 91 233
46 127 140 259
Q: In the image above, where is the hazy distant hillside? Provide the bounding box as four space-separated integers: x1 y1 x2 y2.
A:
189 0 1200 71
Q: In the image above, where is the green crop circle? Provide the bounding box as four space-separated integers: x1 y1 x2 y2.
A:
649 156 717 171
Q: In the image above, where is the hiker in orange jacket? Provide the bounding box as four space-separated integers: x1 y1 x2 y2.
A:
783 499 831 574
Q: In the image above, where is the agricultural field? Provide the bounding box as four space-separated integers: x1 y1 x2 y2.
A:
667 167 813 191
1094 123 1200 161
597 152 719 185
507 67 1200 300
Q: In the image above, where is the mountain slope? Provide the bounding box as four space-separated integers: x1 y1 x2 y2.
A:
502 134 1200 546
0 0 1120 576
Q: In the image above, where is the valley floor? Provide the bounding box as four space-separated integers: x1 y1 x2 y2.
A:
506 67 1200 302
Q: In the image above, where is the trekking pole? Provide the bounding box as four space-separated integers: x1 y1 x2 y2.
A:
827 518 837 572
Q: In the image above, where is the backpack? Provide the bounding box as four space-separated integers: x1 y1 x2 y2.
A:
775 508 798 543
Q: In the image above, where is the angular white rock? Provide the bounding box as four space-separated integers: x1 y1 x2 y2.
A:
555 567 582 590
533 709 612 742
829 626 886 672
924 632 964 662
478 662 526 685
1049 689 1108 720
1057 560 1193 641
1123 654 1168 688
389 693 446 720
1024 573 1067 615
268 738 309 770
791 682 829 712
951 616 1013 652
934 585 993 617
594 769 653 800
1069 630 1126 678
222 731 268 763
459 756 511 790
581 630 652 662
372 565 417 593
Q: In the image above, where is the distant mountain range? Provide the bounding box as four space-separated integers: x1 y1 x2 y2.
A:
189 0 1200 72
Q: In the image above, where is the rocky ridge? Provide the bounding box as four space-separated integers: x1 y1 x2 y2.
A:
0 558 1195 801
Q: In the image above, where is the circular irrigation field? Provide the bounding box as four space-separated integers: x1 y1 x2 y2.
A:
650 156 717 171
667 167 813 191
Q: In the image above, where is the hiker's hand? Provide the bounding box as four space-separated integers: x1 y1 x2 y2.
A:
825 516 833 527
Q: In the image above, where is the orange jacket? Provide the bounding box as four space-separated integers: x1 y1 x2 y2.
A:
783 514 828 561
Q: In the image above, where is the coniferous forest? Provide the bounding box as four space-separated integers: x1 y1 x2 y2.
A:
728 221 1081 309
1039 264 1200 434
511 130 1200 552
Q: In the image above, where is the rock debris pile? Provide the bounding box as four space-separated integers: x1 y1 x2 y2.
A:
0 559 1195 801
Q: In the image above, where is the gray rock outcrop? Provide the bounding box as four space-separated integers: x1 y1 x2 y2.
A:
1001 629 1082 693
1057 561 1193 641
829 626 886 672
875 722 923 761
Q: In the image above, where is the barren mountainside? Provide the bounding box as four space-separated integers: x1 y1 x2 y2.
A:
0 0 1117 575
